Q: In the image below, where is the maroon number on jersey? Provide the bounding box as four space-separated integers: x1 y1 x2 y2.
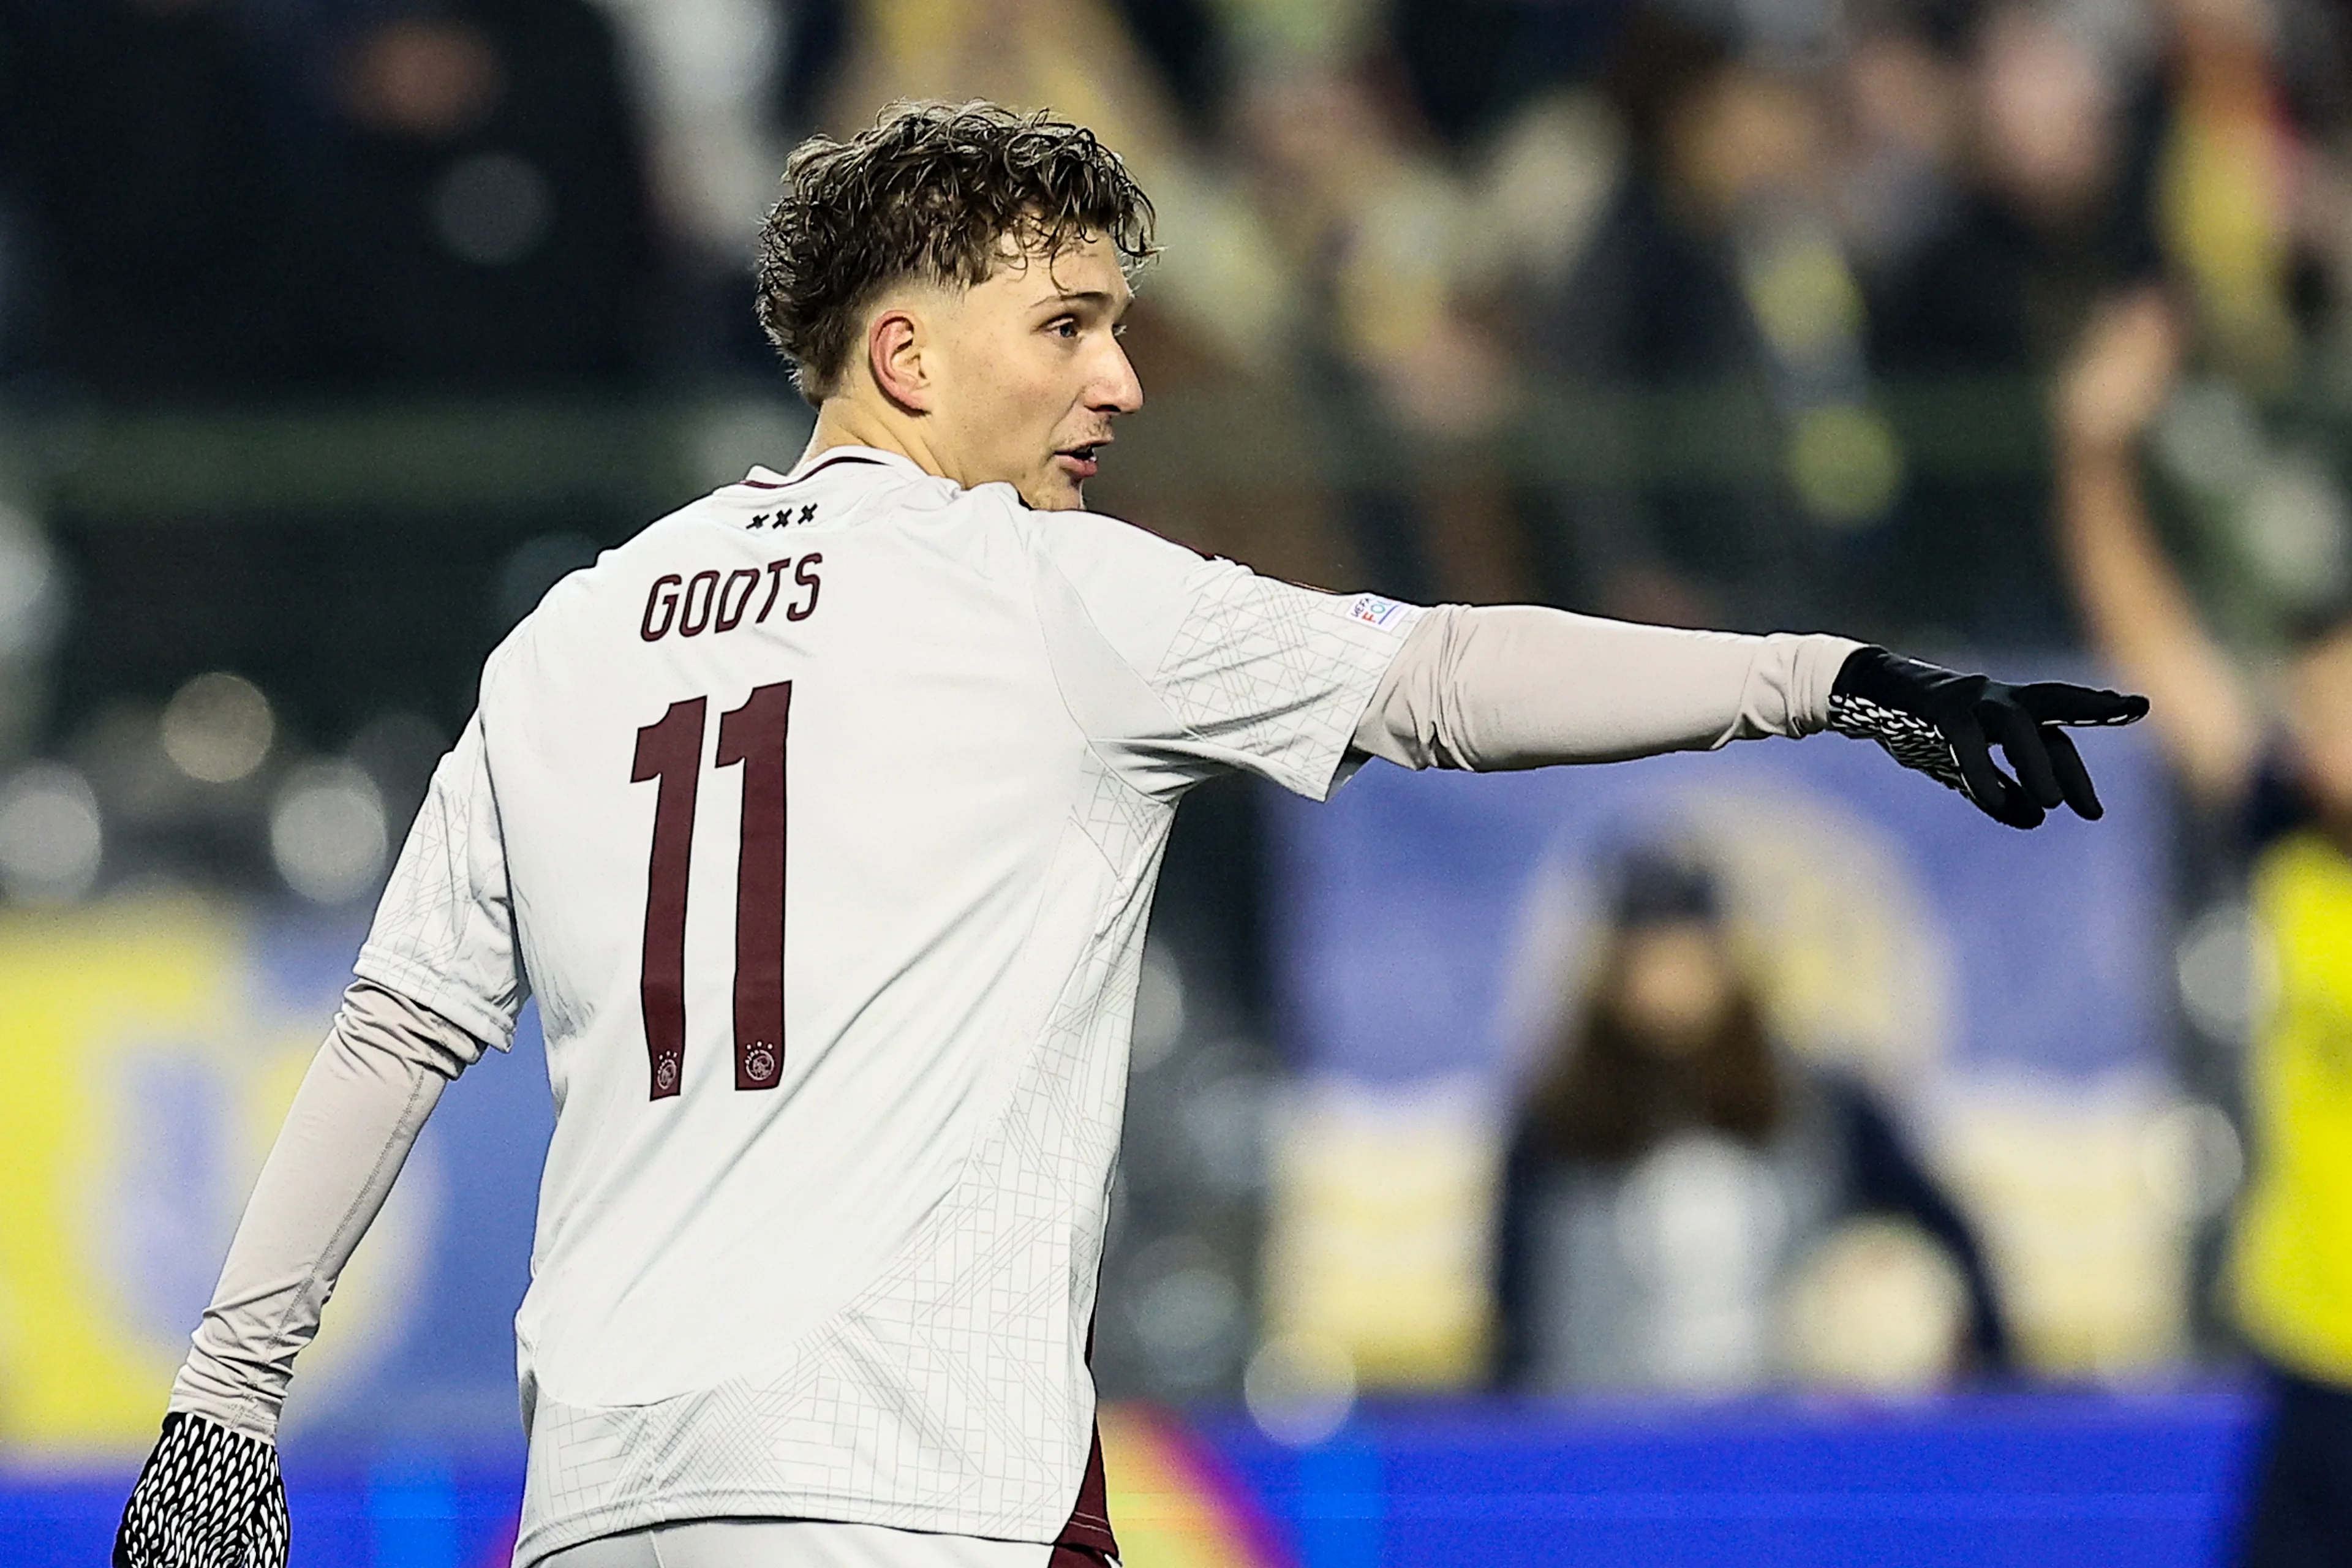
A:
630 698 704 1099
628 683 794 1099
716 682 791 1090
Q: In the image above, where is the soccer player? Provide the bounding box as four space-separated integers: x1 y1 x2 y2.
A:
115 101 2145 1568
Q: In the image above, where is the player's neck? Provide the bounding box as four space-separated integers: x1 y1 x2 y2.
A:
803 398 947 484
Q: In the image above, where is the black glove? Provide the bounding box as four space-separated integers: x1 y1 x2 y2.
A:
113 1411 290 1568
1827 646 2149 829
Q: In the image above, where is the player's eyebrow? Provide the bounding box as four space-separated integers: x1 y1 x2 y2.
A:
1033 288 1133 320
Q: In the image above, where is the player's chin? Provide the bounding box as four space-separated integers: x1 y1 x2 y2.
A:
1030 465 1090 511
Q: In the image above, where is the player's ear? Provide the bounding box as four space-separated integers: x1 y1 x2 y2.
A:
867 307 930 414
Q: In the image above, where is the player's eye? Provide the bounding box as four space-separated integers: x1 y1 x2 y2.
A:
1048 317 1080 339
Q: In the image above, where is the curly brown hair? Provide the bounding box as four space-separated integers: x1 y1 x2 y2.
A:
755 101 1159 404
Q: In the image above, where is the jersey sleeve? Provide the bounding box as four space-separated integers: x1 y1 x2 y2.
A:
1028 507 1421 799
352 712 527 1048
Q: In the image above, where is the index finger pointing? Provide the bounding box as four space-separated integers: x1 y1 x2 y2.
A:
2015 682 2150 727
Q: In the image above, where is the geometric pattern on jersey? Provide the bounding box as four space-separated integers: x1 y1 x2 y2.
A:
364 744 470 972
356 718 523 1052
113 1412 290 1568
1826 692 1968 794
514 755 1164 1563
1155 570 1396 794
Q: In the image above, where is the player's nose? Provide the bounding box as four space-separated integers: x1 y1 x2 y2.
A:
1089 339 1143 417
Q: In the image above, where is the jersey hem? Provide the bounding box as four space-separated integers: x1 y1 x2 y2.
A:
514 1490 1069 1568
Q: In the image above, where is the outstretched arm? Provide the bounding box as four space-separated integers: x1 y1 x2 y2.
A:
115 981 483 1568
2055 287 2260 808
1355 606 2144 828
1354 605 1859 768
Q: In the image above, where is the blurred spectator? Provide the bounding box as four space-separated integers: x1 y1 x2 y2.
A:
1860 6 2144 374
587 0 846 374
1491 846 2007 1394
1507 9 1879 629
320 0 659 389
2149 0 2333 392
2056 285 2352 1568
1226 40 1507 442
1214 0 1537 603
589 0 802 258
1841 3 2147 644
1387 0 1627 150
0 0 323 398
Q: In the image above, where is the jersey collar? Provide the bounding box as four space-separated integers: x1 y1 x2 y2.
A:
748 445 930 491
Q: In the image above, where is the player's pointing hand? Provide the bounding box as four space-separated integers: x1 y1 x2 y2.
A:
1826 646 2150 829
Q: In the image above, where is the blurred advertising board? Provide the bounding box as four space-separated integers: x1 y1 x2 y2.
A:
1262 722 2195 1384
0 1400 1283 1568
0 894 551 1460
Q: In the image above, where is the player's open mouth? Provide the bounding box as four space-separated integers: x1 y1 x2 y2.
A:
1055 444 1102 480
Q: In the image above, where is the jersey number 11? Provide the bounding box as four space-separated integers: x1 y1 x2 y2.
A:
630 682 791 1099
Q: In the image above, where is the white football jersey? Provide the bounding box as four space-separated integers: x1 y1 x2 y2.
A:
352 448 1417 1565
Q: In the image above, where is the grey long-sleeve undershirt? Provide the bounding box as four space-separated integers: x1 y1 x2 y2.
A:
1352 604 1859 768
170 981 484 1440
167 606 1858 1441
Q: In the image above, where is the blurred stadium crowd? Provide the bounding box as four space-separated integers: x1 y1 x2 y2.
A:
0 0 2345 884
2 0 2352 1471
